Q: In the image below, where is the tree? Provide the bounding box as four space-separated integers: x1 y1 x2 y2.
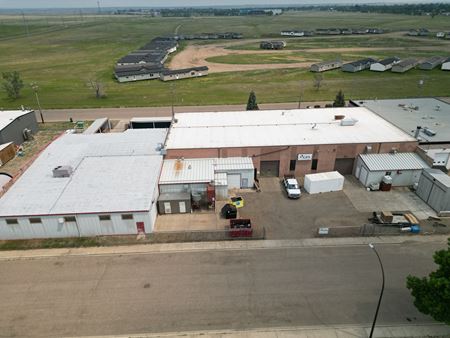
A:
313 73 323 91
333 90 346 107
406 239 450 325
87 79 106 99
2 71 24 99
246 90 259 111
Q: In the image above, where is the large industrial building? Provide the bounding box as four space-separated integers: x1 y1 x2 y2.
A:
164 108 417 177
0 129 167 240
0 109 38 145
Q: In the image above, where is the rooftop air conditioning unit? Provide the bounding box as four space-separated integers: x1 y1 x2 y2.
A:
53 165 73 178
423 127 436 137
340 118 358 126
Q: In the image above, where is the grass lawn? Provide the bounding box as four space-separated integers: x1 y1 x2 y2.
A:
0 121 91 177
0 12 449 109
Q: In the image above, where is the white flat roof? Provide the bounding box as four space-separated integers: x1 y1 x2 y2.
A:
160 157 254 185
0 110 34 131
305 171 344 181
0 129 167 217
166 108 415 149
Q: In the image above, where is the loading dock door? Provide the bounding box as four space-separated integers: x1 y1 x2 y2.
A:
260 161 280 177
227 174 241 189
334 158 355 175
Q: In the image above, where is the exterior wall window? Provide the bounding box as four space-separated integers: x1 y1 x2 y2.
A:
99 215 111 221
29 218 42 224
311 159 318 171
121 214 133 220
64 216 76 222
289 160 296 171
6 219 18 225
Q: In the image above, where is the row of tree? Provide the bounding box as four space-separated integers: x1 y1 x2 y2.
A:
246 89 345 110
1 71 106 101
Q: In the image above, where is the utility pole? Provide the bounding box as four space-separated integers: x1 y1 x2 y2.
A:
170 82 176 120
31 83 44 124
97 1 102 15
21 11 30 37
298 81 303 109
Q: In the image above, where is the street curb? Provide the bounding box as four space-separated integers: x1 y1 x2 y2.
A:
0 235 448 261
66 323 450 338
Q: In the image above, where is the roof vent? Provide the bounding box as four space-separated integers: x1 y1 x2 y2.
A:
52 166 73 178
423 127 436 137
340 118 358 126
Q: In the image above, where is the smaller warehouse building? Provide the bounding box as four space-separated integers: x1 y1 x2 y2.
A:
416 169 450 214
114 64 164 83
419 56 447 70
310 60 342 72
0 129 167 240
342 58 376 72
0 110 38 145
159 157 254 212
354 152 429 188
370 57 400 72
391 58 418 73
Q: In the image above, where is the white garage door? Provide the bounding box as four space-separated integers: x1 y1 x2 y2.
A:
227 174 241 189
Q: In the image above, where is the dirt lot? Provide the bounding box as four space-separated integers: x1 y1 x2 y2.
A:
169 36 450 73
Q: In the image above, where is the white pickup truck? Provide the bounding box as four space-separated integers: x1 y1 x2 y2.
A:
282 175 301 199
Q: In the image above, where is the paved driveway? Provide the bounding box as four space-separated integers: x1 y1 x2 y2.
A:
239 178 369 239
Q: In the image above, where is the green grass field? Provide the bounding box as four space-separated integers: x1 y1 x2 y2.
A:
0 11 449 109
207 49 450 65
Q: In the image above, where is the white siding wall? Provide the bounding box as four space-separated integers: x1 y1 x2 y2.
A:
216 169 254 188
0 210 155 240
0 216 79 240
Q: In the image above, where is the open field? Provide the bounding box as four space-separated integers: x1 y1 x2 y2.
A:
0 11 449 109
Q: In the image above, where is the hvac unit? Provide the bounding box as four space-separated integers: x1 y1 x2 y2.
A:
53 165 73 178
340 118 358 126
22 128 33 141
423 127 436 137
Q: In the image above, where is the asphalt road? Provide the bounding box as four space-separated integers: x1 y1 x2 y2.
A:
40 102 330 122
0 241 444 338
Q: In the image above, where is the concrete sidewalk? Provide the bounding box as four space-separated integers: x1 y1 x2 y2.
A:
70 323 450 338
0 235 448 261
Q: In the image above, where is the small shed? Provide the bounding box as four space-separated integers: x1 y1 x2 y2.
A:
354 152 429 187
0 142 15 166
416 169 450 213
157 192 192 214
419 56 447 70
304 171 344 194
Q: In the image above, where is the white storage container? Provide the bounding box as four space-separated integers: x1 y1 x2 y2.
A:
304 171 345 194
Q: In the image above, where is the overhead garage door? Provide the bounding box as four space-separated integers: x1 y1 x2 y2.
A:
260 161 280 177
227 174 241 189
334 158 355 175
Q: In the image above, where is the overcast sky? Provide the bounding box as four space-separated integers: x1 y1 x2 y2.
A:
0 0 448 9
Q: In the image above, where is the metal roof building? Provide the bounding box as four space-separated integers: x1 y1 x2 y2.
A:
0 129 167 240
370 57 400 72
419 56 447 70
165 108 418 178
0 110 38 145
351 98 450 144
391 58 418 73
355 152 429 188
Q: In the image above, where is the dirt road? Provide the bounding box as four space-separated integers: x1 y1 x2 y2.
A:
169 35 450 73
